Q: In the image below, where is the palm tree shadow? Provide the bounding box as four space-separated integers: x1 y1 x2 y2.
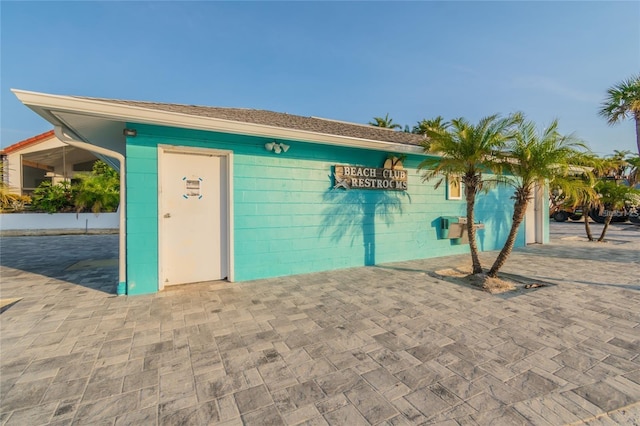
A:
320 177 409 266
0 299 22 314
475 189 513 250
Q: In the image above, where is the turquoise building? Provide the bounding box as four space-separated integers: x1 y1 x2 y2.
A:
14 90 547 295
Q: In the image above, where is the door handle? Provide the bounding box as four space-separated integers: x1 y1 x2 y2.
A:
164 213 171 218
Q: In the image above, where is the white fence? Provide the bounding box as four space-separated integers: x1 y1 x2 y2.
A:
0 212 119 233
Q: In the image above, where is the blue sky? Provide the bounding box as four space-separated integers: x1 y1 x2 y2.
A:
2 1 639 155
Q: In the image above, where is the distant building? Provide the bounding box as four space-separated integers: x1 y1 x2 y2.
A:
0 130 99 195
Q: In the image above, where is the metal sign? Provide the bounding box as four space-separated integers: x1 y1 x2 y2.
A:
333 165 407 191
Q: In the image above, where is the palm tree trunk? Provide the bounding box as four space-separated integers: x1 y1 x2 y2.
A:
633 111 640 155
465 187 483 274
635 113 640 156
488 199 528 278
597 213 613 242
583 204 593 241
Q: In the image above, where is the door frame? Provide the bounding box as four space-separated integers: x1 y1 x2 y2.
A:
157 145 234 291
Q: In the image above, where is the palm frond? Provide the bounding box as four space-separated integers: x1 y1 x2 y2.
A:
598 73 640 125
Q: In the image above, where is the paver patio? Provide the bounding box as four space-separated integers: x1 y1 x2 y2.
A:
1 223 639 425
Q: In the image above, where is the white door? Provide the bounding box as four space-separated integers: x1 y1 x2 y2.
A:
159 149 228 287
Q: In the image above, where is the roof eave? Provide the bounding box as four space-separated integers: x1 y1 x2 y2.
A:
12 89 424 155
2 129 56 154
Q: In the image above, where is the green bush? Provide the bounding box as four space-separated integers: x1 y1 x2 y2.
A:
74 169 120 213
30 161 120 213
31 181 76 213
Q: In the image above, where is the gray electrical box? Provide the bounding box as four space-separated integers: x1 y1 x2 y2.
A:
441 216 484 243
441 216 467 239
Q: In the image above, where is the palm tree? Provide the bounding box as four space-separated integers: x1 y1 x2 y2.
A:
599 74 640 155
606 150 632 180
577 180 599 241
488 118 588 278
419 114 519 274
369 113 402 130
553 152 601 241
412 116 450 135
606 150 640 188
626 154 640 188
593 180 639 241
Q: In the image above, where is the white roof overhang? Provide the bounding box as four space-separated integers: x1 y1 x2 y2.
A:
12 89 424 155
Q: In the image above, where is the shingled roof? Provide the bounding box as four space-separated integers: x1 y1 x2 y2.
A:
77 96 426 147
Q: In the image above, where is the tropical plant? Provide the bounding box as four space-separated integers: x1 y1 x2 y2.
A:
0 184 30 212
419 114 519 274
600 150 632 181
29 161 120 213
73 161 120 213
369 113 402 130
627 154 640 188
593 180 639 241
0 161 31 212
0 185 12 211
412 116 450 135
31 180 75 213
598 73 640 155
552 152 601 241
488 118 588 277
603 151 640 188
576 179 599 242
91 160 119 179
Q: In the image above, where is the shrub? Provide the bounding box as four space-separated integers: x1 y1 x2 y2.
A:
73 171 120 213
30 181 76 213
0 184 31 212
27 160 120 214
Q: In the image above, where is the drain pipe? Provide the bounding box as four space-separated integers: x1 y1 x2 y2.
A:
54 126 127 295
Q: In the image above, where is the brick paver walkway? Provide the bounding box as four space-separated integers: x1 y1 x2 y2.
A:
1 223 639 425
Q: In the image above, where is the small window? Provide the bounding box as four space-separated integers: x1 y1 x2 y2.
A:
447 175 462 200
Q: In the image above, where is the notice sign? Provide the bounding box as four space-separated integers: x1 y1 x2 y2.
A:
185 178 202 197
333 165 407 191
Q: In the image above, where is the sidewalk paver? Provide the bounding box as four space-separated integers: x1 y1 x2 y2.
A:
1 223 639 425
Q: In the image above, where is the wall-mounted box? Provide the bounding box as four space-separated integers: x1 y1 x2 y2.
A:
441 216 484 244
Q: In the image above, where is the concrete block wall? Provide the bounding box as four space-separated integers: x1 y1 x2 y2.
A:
124 123 523 294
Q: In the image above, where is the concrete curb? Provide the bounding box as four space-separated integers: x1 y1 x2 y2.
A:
0 228 119 237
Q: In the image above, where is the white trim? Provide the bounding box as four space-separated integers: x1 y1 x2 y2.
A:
525 183 545 244
157 145 234 291
535 183 544 244
226 152 235 282
12 89 424 155
157 147 166 292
